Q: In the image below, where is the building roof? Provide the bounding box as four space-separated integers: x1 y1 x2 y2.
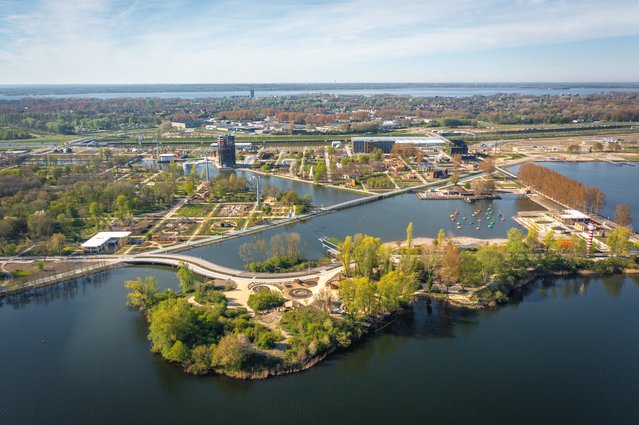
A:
559 209 591 220
351 136 446 145
81 231 131 248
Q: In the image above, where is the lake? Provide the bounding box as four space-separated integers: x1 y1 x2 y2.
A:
1 268 638 425
2 83 638 100
1 161 638 424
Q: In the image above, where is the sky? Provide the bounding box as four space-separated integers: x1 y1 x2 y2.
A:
1 0 638 84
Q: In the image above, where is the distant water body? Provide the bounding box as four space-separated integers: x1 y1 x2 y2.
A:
1 83 638 100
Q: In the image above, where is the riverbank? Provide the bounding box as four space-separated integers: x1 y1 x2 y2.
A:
426 266 639 310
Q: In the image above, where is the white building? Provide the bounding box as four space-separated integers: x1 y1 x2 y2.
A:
81 232 131 254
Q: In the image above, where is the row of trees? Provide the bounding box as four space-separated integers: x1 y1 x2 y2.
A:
518 163 605 212
238 233 311 272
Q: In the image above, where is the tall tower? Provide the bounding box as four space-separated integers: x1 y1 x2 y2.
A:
217 134 236 168
586 221 596 257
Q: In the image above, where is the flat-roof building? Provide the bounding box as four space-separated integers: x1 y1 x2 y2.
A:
351 136 447 154
81 231 131 254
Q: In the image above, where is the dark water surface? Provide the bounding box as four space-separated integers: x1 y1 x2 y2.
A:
1 268 638 425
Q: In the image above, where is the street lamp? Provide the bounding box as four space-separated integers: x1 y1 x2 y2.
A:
251 175 261 209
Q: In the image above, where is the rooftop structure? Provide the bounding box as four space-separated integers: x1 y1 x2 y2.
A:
81 231 131 253
351 136 446 154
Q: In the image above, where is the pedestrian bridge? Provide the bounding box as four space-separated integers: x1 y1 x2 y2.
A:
123 253 340 281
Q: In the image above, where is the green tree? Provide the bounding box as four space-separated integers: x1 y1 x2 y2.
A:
148 298 197 356
340 236 352 276
184 179 196 198
352 236 381 278
247 289 285 312
89 201 104 231
505 228 529 270
378 270 417 311
376 244 393 275
125 276 161 311
475 246 505 284
177 261 196 293
406 221 413 249
606 226 632 257
449 173 460 186
114 194 131 224
460 252 482 289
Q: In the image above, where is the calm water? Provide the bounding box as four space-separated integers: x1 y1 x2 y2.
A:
2 83 638 100
185 193 539 268
2 161 639 424
509 162 639 224
1 268 638 425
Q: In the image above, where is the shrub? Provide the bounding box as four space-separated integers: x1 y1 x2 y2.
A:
247 289 285 312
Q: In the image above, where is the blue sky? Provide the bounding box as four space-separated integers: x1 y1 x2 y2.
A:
0 0 638 83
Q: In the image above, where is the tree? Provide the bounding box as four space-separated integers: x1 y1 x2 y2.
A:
47 233 65 255
606 226 632 257
377 244 393 275
147 298 197 356
460 252 482 289
568 144 581 153
125 276 162 311
211 334 254 372
89 201 104 231
421 243 440 289
475 246 505 284
542 230 556 252
449 173 460 186
339 276 379 318
114 194 131 224
352 236 381 278
177 261 196 293
525 223 541 251
592 142 604 152
378 270 417 311
614 204 632 227
505 228 530 270
406 221 413 249
184 179 196 198
479 157 496 175
340 236 352 276
439 242 461 289
247 289 285 311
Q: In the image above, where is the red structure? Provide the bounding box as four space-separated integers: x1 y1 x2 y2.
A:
586 221 596 256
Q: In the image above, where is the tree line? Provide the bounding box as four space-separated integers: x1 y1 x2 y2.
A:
518 163 605 212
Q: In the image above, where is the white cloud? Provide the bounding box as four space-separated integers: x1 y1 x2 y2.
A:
0 0 638 83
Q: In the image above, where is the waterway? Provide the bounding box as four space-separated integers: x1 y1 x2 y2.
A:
185 193 539 269
1 267 638 424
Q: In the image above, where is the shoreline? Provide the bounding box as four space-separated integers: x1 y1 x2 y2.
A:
156 265 638 380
